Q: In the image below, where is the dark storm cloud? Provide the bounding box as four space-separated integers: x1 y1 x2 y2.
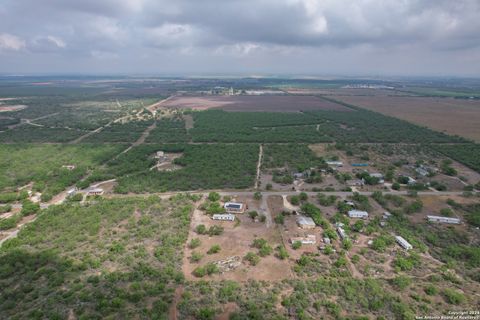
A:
0 0 479 75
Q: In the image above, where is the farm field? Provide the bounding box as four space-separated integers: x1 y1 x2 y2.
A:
332 95 480 142
82 144 259 193
162 95 353 112
190 109 463 143
0 77 479 320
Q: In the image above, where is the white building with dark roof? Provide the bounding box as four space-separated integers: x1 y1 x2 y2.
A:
224 202 245 213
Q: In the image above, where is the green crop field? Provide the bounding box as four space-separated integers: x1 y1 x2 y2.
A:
431 144 480 173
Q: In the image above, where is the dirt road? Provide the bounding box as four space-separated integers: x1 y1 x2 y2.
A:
254 144 263 189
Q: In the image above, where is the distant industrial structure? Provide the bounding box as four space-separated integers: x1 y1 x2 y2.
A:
427 215 461 224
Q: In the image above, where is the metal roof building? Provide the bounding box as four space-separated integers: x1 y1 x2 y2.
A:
427 215 460 224
337 226 347 239
212 214 235 221
296 216 316 229
395 236 413 250
348 210 369 219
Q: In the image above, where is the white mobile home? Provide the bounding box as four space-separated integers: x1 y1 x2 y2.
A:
212 214 235 221
337 227 347 240
326 161 343 167
290 235 316 245
427 215 460 224
348 210 369 219
395 236 412 250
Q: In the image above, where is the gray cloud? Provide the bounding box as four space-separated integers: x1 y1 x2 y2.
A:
0 0 479 75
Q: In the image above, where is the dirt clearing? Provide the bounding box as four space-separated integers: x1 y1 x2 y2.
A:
182 195 294 282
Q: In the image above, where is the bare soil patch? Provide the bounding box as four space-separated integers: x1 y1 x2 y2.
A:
183 114 194 130
182 196 294 282
163 95 352 112
334 95 480 142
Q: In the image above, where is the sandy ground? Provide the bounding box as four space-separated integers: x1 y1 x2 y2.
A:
162 95 352 112
182 195 295 282
334 95 480 142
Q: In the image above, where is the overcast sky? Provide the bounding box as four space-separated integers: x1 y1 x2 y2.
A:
0 0 479 76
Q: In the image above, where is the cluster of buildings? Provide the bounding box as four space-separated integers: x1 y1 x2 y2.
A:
211 202 246 222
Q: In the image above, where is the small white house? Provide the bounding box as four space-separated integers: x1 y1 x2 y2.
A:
395 236 412 250
323 237 331 244
382 211 392 220
290 235 316 245
224 202 245 213
297 216 316 229
348 210 369 219
62 165 76 170
427 215 460 224
212 214 235 221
